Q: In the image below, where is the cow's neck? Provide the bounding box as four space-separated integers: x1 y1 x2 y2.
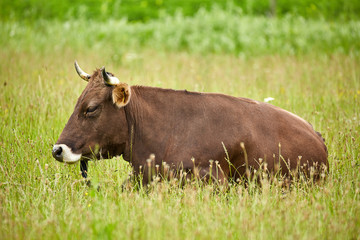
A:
123 86 182 164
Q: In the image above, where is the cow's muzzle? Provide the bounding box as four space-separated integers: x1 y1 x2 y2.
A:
52 144 81 163
52 145 63 162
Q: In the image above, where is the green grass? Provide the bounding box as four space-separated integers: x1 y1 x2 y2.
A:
1 12 360 57
1 13 360 239
2 0 360 22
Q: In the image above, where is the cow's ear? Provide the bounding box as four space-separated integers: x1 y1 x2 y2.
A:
112 83 131 107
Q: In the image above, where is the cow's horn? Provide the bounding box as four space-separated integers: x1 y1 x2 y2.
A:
74 61 90 81
101 67 120 85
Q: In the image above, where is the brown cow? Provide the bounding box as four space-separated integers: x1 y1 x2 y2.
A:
52 62 328 183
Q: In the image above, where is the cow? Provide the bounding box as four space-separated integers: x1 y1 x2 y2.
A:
52 62 328 184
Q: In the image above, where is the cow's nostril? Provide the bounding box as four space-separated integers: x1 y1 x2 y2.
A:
55 147 62 156
52 145 63 161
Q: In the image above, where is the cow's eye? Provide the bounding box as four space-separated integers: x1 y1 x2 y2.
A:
85 105 98 114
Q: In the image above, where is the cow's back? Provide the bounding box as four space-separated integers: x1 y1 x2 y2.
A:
193 93 328 176
126 87 328 179
238 100 328 175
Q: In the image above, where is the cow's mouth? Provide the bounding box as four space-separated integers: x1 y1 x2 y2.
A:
80 153 100 161
52 144 82 164
80 145 118 161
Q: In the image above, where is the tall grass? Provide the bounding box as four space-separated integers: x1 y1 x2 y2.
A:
1 48 359 239
1 0 360 21
1 9 360 57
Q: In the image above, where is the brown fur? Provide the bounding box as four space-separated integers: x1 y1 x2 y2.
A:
54 69 328 183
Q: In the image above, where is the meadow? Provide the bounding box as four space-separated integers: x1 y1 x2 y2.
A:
1 6 360 240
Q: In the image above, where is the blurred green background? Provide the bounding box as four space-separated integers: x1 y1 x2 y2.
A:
1 0 360 22
1 0 360 57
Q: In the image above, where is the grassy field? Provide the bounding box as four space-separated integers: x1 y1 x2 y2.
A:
1 11 360 240
2 0 360 21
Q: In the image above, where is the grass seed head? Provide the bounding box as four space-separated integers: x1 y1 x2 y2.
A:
146 159 151 167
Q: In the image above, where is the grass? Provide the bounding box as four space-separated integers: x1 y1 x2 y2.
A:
2 0 360 22
1 13 360 239
1 10 360 56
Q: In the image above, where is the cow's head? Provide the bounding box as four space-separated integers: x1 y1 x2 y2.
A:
52 62 131 164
